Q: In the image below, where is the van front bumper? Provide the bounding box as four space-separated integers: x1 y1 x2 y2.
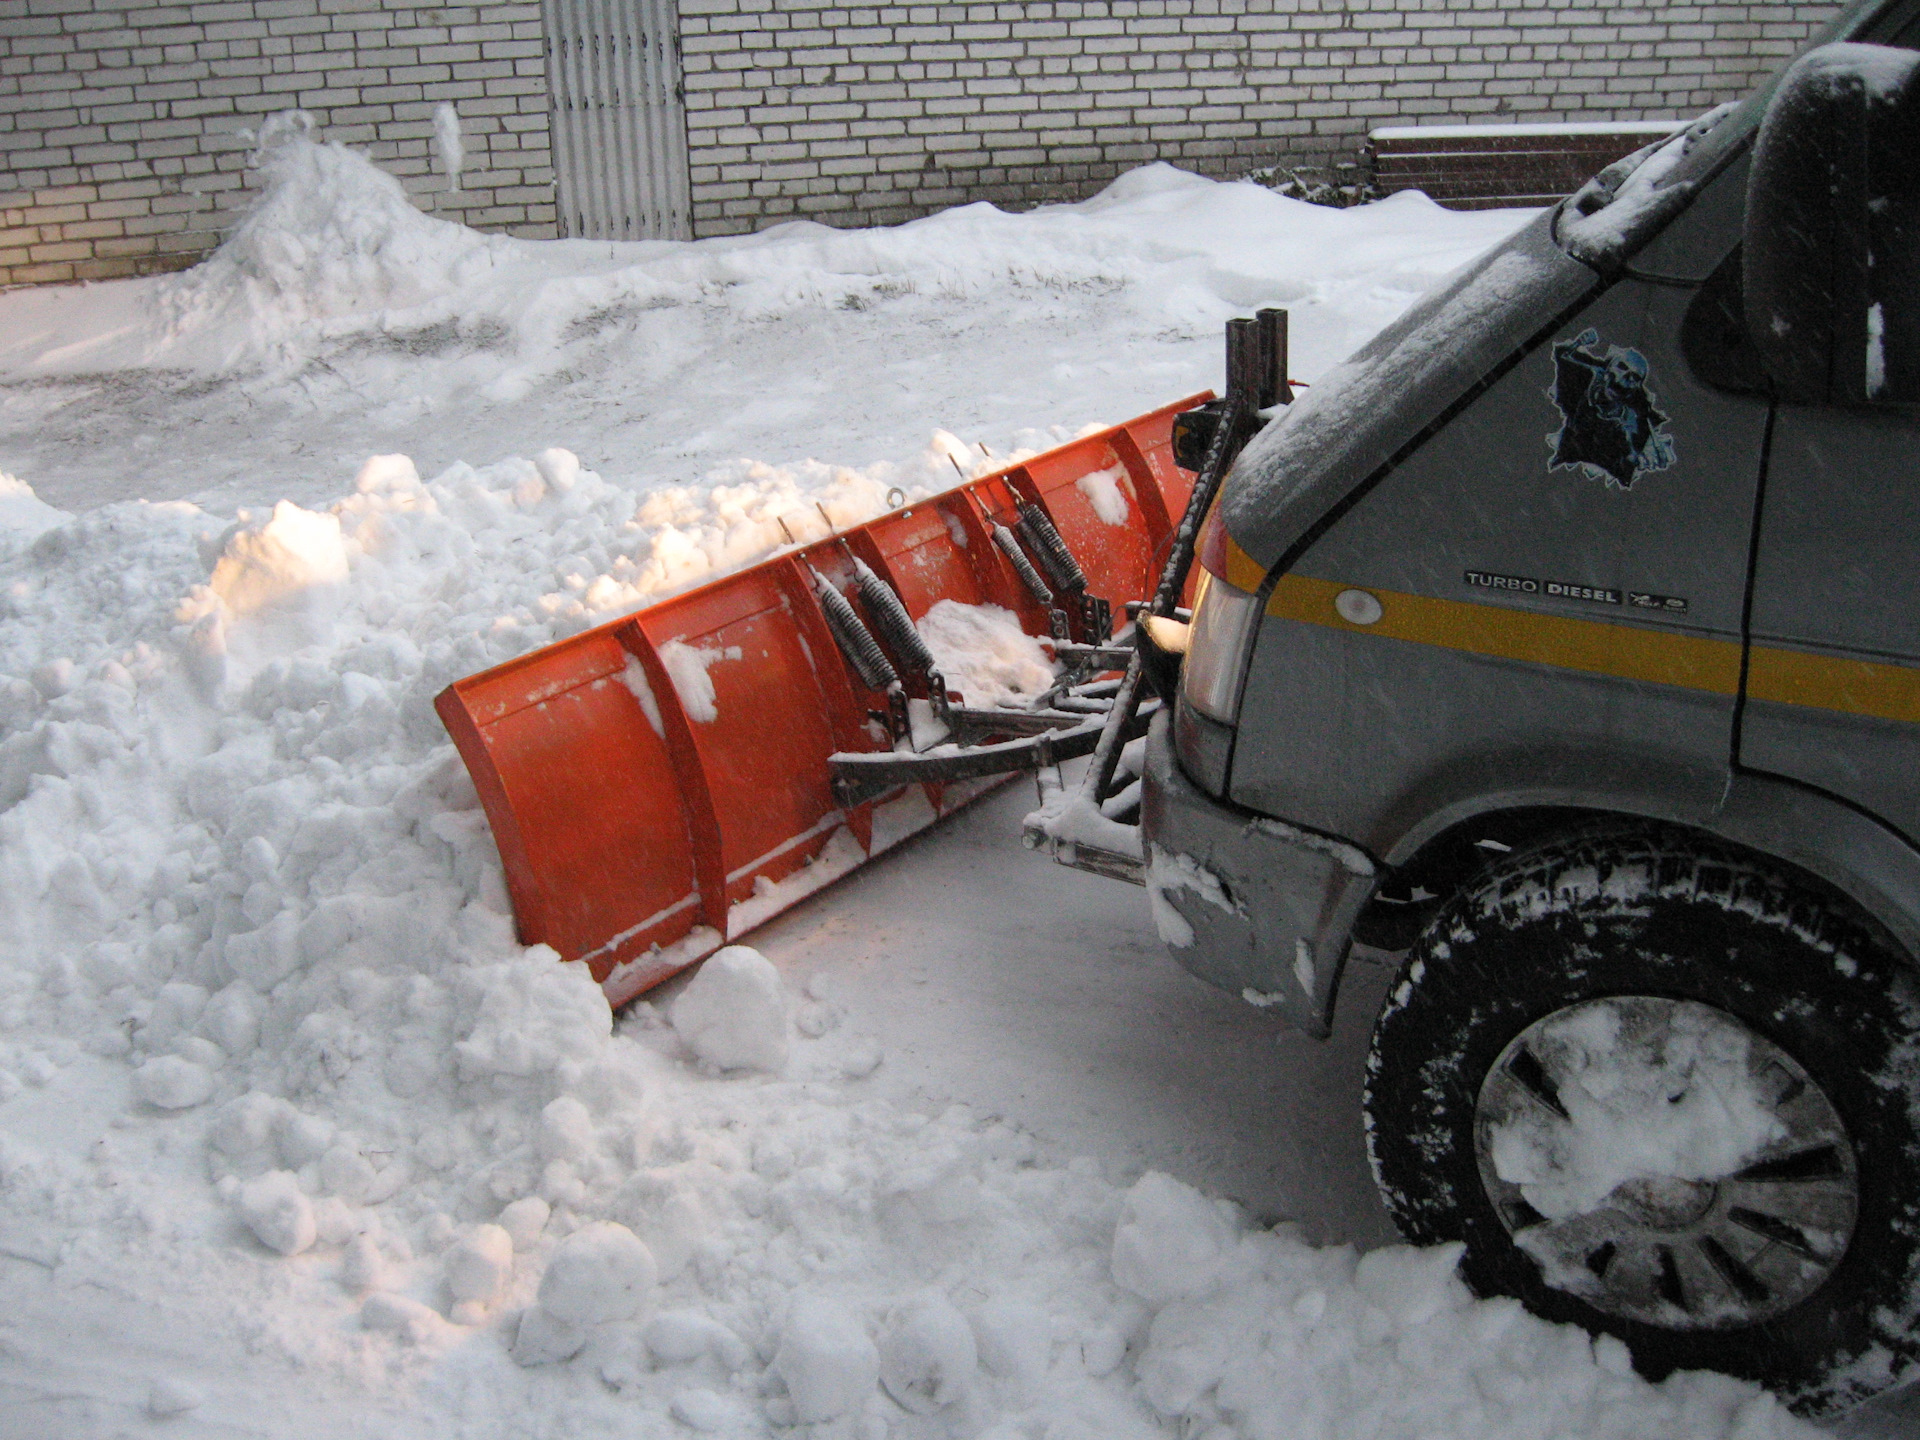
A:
1139 709 1379 1038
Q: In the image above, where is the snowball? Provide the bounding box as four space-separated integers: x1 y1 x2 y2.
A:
537 1221 657 1325
645 1310 749 1370
1110 1171 1238 1306
879 1293 978 1413
670 1388 751 1433
312 1196 357 1246
536 1094 595 1162
774 1295 879 1423
970 1300 1053 1387
535 447 580 492
671 946 789 1072
446 1224 514 1305
511 1305 587 1366
339 1233 384 1294
209 1091 285 1165
201 984 260 1057
146 1377 204 1418
134 1055 216 1110
276 1111 334 1168
144 982 209 1047
235 1171 317 1256
1354 1242 1469 1326
498 1196 550 1248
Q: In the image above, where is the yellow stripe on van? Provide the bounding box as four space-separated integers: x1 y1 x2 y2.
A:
1263 573 1746 694
1262 573 1920 722
1222 532 1268 594
1746 646 1920 724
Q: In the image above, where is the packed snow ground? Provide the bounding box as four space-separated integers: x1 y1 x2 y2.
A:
0 124 1853 1438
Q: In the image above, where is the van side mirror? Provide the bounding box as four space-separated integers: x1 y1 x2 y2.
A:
1745 42 1920 405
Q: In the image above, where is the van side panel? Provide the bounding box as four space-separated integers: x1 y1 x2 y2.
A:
1228 276 1771 854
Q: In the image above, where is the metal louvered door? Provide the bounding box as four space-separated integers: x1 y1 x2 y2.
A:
544 0 691 241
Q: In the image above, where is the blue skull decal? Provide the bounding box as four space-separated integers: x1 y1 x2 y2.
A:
1546 328 1677 489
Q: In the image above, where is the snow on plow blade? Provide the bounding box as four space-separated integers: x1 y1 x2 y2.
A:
435 396 1206 1008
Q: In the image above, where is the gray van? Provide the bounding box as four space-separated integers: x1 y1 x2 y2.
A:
1141 0 1920 1413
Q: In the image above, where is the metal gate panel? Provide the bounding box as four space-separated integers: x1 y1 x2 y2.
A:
544 0 692 241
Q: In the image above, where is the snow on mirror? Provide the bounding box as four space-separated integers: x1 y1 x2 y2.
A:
1476 996 1857 1331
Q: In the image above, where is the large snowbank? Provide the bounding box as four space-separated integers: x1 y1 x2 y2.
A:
0 125 1825 1436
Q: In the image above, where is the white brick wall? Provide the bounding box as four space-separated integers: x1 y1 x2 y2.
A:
679 0 1843 235
0 0 556 288
1 1 1846 284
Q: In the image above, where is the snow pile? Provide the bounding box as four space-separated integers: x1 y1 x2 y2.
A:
158 111 510 360
0 120 1532 403
917 599 1058 707
1486 998 1785 1220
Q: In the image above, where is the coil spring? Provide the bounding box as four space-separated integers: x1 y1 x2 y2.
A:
1016 503 1087 594
991 524 1054 606
811 569 897 692
852 560 936 676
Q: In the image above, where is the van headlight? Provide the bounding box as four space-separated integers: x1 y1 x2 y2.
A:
1181 570 1260 724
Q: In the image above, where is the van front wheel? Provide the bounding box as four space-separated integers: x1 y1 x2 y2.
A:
1362 831 1920 1415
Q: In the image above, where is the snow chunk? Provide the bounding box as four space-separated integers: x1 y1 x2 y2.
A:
879 1293 978 1413
1075 466 1132 526
206 501 348 615
968 1300 1053 1388
645 1310 750 1369
536 1094 595 1162
1111 1171 1239 1306
146 1377 204 1418
656 640 739 724
498 1196 550 1248
235 1171 317 1256
671 945 790 1073
452 949 611 1083
134 1054 217 1110
537 1221 657 1325
445 1223 514 1305
916 600 1056 708
775 1295 880 1423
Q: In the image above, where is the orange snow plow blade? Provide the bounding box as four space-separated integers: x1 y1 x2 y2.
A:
436 395 1205 1007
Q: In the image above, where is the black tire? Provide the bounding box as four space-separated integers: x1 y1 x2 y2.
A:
1363 828 1920 1415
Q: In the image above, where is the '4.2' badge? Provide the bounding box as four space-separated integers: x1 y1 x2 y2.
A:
1545 328 1677 490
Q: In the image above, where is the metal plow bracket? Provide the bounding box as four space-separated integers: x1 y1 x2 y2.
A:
436 395 1206 1006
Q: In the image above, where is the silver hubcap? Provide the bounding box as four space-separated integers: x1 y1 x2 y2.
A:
1475 996 1858 1331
